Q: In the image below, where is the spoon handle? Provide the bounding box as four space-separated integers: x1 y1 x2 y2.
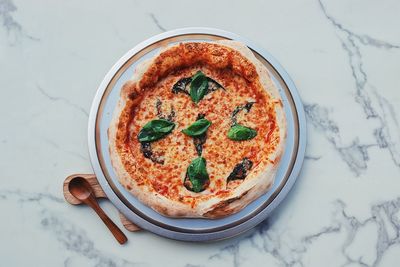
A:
86 198 128 245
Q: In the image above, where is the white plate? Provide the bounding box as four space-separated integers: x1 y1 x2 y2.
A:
88 28 306 241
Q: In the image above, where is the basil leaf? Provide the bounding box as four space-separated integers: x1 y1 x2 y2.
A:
173 71 223 102
231 101 255 126
193 133 206 156
190 71 208 103
137 119 175 142
227 158 253 183
184 157 209 193
227 124 257 141
140 142 164 164
207 77 224 93
182 119 211 137
192 114 207 156
172 77 191 95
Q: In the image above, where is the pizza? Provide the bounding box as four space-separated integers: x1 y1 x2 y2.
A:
108 40 286 218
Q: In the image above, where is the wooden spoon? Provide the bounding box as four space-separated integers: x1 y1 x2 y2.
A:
68 176 128 244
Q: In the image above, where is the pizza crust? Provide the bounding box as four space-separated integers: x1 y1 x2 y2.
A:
108 40 286 218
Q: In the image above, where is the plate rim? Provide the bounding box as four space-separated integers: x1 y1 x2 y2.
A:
88 27 306 241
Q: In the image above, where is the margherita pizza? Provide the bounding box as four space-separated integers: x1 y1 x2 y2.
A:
108 40 286 218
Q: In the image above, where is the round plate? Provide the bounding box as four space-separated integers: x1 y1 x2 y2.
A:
88 27 306 241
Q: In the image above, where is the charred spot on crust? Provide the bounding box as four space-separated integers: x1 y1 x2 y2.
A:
193 113 207 156
172 77 191 95
128 92 138 100
226 158 253 183
231 101 255 126
204 190 249 218
156 98 175 122
140 142 165 164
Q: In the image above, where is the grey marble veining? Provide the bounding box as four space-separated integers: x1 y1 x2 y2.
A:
149 13 166 32
0 189 145 266
199 198 400 267
303 1 400 176
1 0 400 266
36 84 89 117
0 0 22 35
305 103 373 175
0 0 39 44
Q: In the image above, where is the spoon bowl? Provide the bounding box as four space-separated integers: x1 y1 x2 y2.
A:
68 176 93 200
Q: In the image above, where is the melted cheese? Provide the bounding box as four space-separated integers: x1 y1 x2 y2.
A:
124 66 279 206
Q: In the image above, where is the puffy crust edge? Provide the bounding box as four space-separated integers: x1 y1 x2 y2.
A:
108 40 286 218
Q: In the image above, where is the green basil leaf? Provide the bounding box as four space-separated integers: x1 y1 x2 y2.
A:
137 119 175 142
182 119 211 137
185 157 209 193
227 124 257 141
193 114 207 156
192 70 204 81
190 71 208 103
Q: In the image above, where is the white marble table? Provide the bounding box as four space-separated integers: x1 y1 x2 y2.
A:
1 0 400 266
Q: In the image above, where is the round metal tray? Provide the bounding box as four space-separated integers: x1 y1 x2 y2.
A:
88 27 306 241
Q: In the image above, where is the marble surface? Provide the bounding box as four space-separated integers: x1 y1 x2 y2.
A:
1 0 400 266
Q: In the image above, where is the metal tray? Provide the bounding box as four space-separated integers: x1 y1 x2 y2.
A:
88 28 306 241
